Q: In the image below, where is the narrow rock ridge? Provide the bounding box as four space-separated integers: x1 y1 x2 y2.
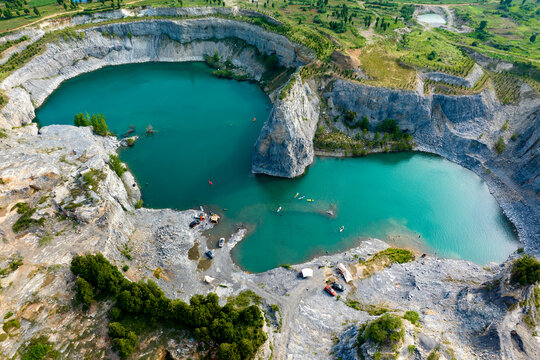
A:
0 17 310 128
252 76 320 177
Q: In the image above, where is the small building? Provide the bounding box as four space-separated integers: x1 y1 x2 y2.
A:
301 268 313 278
204 276 214 284
337 263 353 283
210 214 220 223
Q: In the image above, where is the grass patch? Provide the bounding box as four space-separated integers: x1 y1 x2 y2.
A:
19 335 59 360
345 299 388 316
358 248 414 278
232 289 262 308
2 318 20 333
403 310 419 325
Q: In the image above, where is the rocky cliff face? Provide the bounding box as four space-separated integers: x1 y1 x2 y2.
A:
0 17 309 129
252 76 320 177
322 79 540 251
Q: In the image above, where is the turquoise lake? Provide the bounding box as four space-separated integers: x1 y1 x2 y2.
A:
35 62 518 273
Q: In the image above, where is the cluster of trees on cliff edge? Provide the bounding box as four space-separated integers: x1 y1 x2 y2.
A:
71 253 267 359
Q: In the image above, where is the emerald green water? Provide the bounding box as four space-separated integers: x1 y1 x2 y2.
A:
36 62 518 273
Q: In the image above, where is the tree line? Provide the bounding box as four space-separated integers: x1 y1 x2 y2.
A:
71 253 267 359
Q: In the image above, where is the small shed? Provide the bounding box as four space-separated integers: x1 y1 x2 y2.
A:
301 268 313 278
337 263 353 283
210 214 220 223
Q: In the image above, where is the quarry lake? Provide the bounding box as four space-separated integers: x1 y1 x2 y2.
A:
36 62 518 273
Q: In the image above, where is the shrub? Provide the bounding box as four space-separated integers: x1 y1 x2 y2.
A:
122 265 129 272
363 314 404 345
408 344 416 354
20 336 58 360
12 203 45 233
90 114 110 136
495 136 505 154
109 154 126 177
135 200 143 209
501 119 509 131
3 318 20 333
75 278 94 309
403 310 419 324
74 113 89 127
511 255 540 286
377 248 415 264
511 132 519 141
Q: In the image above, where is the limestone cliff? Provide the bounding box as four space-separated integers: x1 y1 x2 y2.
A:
0 18 310 128
252 76 320 177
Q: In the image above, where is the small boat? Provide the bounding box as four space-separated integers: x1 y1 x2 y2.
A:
253 117 256 122
294 192 299 198
307 199 314 202
208 180 213 186
218 238 225 248
277 206 282 213
339 226 344 232
200 206 204 212
298 196 305 200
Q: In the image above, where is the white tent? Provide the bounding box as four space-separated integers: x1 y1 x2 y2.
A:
204 276 215 284
301 268 313 278
337 263 353 283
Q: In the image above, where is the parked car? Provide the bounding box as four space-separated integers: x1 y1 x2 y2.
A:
189 219 200 228
332 282 345 292
205 250 215 259
324 285 337 296
218 238 225 248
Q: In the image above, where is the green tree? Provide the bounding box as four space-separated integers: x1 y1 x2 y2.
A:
530 34 536 43
75 278 94 309
90 113 110 136
218 343 241 360
33 6 40 16
74 113 89 127
511 255 540 286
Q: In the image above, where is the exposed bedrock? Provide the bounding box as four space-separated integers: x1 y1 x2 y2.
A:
0 18 310 128
252 77 320 177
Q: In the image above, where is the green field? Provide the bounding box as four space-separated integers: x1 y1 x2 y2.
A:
0 0 538 95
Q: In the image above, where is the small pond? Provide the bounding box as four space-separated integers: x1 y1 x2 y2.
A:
417 13 447 27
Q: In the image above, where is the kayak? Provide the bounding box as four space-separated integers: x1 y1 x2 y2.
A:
294 192 299 198
277 206 282 213
208 180 213 186
298 196 305 200
339 226 344 232
307 199 314 202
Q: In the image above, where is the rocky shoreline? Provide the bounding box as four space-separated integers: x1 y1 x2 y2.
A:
0 10 538 360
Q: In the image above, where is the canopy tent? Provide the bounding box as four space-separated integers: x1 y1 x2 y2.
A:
337 263 353 283
301 268 313 278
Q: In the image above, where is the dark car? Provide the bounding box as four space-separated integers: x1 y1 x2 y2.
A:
324 285 337 297
205 250 215 259
189 220 200 228
332 282 345 292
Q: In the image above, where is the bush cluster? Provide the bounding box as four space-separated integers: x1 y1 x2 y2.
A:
511 255 540 286
71 254 267 359
73 113 110 136
109 154 126 177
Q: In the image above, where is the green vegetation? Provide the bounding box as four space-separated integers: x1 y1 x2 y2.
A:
3 318 20 333
314 120 414 156
0 253 23 276
12 202 45 233
71 253 267 359
408 344 416 355
0 128 7 138
495 136 505 154
403 310 419 325
0 35 28 51
357 314 404 353
358 248 414 278
511 255 540 286
19 335 59 360
345 299 388 316
109 154 126 177
73 113 110 136
371 248 415 264
135 199 143 209
4 311 14 319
